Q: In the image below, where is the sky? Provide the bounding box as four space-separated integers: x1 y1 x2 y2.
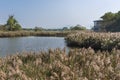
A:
0 0 120 29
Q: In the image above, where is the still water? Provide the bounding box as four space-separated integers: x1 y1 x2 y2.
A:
0 37 68 57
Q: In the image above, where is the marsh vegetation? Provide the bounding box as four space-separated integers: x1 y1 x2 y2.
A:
0 48 120 80
0 31 120 80
0 31 71 37
65 32 120 51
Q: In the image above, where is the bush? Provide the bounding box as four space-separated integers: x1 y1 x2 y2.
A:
70 24 86 30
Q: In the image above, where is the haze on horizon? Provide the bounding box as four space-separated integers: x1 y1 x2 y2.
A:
0 0 120 29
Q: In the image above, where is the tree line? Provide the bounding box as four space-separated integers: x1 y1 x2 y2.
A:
0 15 86 31
94 11 120 32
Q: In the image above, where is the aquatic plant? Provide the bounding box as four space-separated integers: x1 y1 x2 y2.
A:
0 31 71 37
65 32 120 51
0 48 119 80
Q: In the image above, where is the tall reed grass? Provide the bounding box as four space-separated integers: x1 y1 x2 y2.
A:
65 32 120 51
0 48 120 80
0 31 71 37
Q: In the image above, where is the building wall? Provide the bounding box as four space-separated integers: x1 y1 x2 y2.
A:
93 20 104 31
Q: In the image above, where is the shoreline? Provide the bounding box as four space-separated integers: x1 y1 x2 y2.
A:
0 31 71 38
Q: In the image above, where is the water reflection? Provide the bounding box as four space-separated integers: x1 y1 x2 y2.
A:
0 37 68 57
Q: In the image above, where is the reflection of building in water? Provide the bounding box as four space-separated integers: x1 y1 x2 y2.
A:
93 20 104 31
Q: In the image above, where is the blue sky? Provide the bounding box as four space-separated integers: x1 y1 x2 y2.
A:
0 0 120 29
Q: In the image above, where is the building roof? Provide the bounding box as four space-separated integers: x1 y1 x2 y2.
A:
94 20 104 22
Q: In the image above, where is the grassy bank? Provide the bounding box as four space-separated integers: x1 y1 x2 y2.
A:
0 31 72 37
0 48 120 80
65 32 120 51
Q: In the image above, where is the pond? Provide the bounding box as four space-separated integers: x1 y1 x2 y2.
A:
0 37 68 57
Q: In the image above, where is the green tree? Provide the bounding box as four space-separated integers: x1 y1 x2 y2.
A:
6 15 22 31
62 27 68 31
92 11 120 32
99 11 120 32
101 12 115 21
34 26 43 31
70 24 86 30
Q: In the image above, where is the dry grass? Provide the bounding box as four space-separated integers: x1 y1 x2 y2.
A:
65 32 120 51
0 31 71 37
0 48 120 80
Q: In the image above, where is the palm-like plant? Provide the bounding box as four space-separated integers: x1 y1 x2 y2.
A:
6 15 21 31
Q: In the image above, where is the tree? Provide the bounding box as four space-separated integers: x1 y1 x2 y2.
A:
62 27 68 31
34 26 44 31
6 15 22 31
98 11 120 32
101 12 115 21
70 24 86 30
